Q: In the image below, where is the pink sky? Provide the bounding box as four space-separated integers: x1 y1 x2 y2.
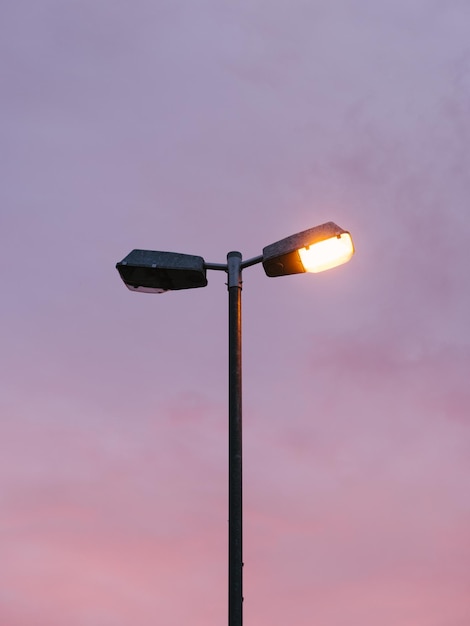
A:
1 0 470 624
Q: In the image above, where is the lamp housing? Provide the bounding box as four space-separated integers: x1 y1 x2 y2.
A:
262 222 354 277
116 249 208 293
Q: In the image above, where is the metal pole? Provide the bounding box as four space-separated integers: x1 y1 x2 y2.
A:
227 251 243 626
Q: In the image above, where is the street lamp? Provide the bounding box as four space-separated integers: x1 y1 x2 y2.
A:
116 221 354 626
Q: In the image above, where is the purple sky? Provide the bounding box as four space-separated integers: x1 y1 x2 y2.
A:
2 1 470 624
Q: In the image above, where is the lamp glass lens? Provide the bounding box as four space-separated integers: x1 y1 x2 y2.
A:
126 285 167 294
298 233 354 273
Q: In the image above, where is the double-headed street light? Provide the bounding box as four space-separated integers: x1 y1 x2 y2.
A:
116 221 354 626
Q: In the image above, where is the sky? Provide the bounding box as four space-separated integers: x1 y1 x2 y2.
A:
1 0 470 624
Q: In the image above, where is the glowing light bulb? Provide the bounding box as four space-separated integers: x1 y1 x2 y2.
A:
298 233 354 273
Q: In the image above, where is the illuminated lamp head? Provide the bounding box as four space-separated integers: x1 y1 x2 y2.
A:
262 222 354 277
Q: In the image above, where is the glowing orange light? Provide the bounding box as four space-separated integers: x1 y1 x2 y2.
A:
298 232 354 273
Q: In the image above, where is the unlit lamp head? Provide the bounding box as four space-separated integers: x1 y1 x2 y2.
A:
262 222 354 277
116 250 208 293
